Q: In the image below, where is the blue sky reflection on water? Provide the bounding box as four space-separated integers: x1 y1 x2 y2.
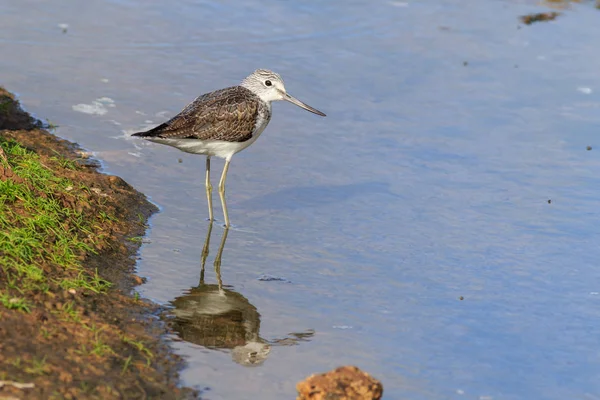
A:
1 0 600 398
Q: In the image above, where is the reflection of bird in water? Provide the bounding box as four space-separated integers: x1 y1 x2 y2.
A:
169 223 314 366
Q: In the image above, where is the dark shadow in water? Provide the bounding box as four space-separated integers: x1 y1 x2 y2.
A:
239 182 400 211
169 223 314 366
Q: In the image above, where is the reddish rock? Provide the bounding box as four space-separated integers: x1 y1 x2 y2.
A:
297 366 383 400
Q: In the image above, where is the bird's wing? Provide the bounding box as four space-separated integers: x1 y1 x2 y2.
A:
133 86 261 142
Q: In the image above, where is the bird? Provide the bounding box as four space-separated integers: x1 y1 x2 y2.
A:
132 69 326 228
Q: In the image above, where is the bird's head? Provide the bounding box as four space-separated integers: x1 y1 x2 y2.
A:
241 69 326 117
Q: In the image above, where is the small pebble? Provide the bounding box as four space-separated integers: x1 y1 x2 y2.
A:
178 158 183 163
459 296 464 300
132 276 145 285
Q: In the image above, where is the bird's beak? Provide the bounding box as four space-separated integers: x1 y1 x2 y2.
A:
283 92 326 117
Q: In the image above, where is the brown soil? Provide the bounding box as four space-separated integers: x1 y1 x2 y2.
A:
0 88 198 399
296 366 383 400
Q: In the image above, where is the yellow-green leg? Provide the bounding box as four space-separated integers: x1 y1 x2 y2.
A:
205 156 214 222
218 159 231 228
214 227 229 290
199 221 213 284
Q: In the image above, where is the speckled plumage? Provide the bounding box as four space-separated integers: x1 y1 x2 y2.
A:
133 86 270 143
131 69 325 227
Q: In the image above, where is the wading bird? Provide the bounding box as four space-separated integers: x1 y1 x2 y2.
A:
132 69 326 227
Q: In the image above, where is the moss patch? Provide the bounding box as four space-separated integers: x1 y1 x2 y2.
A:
0 87 197 399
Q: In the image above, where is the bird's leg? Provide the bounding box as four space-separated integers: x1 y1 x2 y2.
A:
199 221 213 285
218 159 231 228
214 227 229 291
205 156 214 222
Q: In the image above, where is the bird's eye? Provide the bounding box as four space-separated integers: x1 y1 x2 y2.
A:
265 80 272 86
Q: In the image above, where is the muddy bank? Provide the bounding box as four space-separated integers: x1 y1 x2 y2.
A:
0 87 197 399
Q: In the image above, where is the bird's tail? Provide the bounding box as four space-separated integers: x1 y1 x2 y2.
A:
131 123 168 137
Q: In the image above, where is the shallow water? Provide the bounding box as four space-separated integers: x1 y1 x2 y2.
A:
2 0 600 398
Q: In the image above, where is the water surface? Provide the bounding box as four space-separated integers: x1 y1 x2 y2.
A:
2 0 600 398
